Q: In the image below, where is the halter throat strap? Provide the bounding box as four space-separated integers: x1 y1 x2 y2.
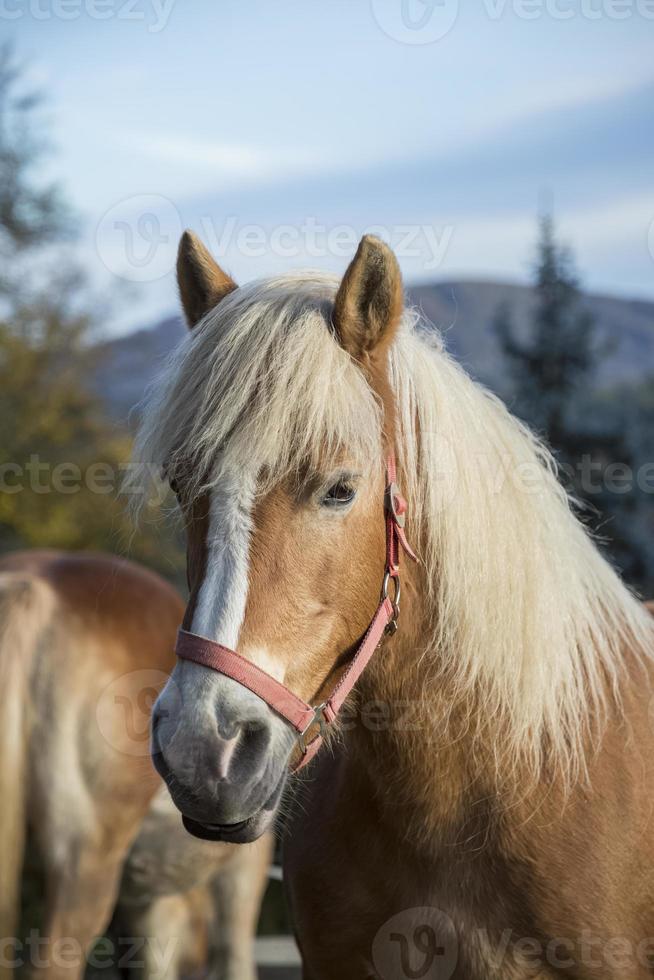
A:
175 454 417 772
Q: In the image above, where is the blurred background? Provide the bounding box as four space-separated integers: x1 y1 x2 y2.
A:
0 1 652 972
1 1 652 594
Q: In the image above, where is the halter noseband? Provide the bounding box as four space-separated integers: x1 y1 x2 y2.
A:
175 454 417 772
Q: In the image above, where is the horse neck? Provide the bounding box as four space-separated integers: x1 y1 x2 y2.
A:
351 582 508 842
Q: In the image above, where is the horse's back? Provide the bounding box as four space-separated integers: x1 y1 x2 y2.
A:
0 550 183 672
0 548 183 619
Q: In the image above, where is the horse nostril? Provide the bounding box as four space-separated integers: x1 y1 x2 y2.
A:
211 714 272 782
244 719 271 751
151 704 162 740
217 717 242 741
151 699 172 734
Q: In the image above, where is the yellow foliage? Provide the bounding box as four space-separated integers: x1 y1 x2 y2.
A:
0 315 186 588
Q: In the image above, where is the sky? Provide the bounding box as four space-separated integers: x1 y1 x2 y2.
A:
6 0 654 334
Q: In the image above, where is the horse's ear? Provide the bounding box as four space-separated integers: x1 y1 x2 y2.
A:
332 235 403 360
176 230 237 329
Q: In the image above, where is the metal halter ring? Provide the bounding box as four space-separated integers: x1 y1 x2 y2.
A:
381 570 401 633
298 702 329 754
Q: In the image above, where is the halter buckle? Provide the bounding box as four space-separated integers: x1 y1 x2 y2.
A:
298 702 329 754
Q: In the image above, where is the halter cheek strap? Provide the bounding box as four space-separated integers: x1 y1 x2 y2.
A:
175 454 417 772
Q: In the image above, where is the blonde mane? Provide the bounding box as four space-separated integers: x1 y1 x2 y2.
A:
132 271 654 783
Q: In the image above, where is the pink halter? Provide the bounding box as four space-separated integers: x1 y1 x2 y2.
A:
175 455 417 772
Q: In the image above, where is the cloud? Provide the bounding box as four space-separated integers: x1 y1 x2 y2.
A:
123 134 342 188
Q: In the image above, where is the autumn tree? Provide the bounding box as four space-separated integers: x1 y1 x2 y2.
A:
0 46 183 583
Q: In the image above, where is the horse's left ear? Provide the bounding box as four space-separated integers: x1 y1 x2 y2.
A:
176 230 237 329
332 235 403 360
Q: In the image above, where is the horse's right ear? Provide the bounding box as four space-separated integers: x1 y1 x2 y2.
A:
176 231 237 329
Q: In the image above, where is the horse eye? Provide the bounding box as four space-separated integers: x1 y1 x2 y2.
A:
322 480 356 507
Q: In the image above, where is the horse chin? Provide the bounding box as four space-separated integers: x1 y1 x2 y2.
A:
178 765 287 843
181 809 272 843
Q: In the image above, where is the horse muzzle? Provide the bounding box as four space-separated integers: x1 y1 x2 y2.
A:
150 670 293 842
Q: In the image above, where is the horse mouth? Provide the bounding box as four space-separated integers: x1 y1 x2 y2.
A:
175 747 289 843
181 812 264 843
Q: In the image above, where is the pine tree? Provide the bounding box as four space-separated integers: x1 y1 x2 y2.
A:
494 213 599 446
494 213 647 590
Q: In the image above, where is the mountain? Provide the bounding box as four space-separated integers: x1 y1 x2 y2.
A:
94 280 654 424
94 316 185 425
409 280 654 394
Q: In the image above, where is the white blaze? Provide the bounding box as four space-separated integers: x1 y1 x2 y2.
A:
191 471 254 648
190 471 286 683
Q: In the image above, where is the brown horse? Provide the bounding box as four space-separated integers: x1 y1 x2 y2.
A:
133 230 654 979
0 550 269 980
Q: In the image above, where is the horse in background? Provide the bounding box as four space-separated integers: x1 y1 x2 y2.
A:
133 230 654 979
0 550 270 980
114 786 271 980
